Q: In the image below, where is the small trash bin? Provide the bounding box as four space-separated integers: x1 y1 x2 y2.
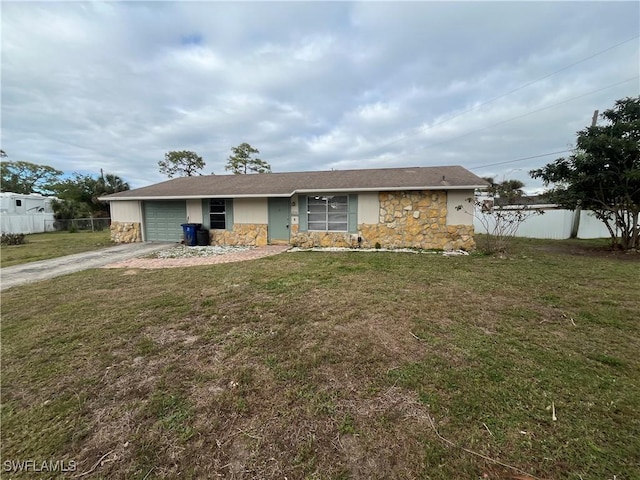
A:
196 228 210 246
180 223 200 246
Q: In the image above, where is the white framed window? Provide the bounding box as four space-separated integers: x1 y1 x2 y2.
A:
209 199 226 229
307 195 348 231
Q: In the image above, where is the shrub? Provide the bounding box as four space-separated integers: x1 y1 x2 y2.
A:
1 233 27 246
456 197 544 255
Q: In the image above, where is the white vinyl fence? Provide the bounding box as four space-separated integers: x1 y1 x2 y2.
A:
1 212 57 235
473 207 613 240
0 192 56 234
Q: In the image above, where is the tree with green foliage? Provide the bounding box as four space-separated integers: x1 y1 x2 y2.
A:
482 177 525 204
531 96 640 250
52 172 130 217
158 151 205 178
97 171 130 197
0 160 63 194
51 198 93 227
225 143 271 174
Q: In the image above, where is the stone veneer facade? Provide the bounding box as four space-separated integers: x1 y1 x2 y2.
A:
110 191 474 250
290 191 475 251
110 221 142 243
209 224 268 247
289 224 358 248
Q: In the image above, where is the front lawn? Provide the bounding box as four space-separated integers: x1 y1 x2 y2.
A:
0 231 112 267
1 239 638 479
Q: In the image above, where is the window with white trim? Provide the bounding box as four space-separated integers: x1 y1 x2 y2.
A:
307 195 348 231
209 199 226 229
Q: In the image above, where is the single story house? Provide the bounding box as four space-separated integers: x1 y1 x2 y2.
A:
100 165 488 250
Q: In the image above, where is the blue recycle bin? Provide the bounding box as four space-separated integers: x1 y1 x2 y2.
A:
180 223 201 246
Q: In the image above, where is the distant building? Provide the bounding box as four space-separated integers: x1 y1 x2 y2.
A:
0 192 56 234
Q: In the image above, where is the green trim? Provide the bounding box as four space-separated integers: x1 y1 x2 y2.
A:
201 199 210 229
225 199 234 231
348 194 358 233
298 195 308 232
202 199 233 230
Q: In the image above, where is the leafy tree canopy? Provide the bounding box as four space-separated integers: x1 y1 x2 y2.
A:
531 96 640 249
52 171 130 217
225 143 271 174
482 177 526 204
159 151 205 178
0 160 63 195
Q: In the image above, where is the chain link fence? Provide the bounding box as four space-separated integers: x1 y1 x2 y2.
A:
45 218 111 232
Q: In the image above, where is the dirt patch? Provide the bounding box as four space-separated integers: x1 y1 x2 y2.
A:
143 326 200 346
534 241 640 261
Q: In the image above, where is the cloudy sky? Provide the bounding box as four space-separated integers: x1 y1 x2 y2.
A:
2 1 638 191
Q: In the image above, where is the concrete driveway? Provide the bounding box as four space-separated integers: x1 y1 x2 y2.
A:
0 243 174 291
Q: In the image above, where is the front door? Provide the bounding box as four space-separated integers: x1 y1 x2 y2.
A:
268 198 290 244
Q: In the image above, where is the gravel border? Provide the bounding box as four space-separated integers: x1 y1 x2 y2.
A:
153 245 254 259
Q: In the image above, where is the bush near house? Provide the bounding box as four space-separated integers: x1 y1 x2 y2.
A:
0 233 27 246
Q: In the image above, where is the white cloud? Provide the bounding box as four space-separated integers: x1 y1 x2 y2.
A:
1 1 638 191
355 102 400 123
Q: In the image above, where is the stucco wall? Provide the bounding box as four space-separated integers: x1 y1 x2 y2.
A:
110 200 142 223
234 198 269 224
446 190 474 226
357 192 379 224
186 199 203 225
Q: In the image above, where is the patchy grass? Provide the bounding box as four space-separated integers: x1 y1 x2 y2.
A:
1 238 638 479
0 231 112 267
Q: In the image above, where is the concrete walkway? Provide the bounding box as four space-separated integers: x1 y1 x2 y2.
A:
0 243 174 291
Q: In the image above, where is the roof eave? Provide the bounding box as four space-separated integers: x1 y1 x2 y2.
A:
293 185 485 194
99 193 294 201
99 185 486 201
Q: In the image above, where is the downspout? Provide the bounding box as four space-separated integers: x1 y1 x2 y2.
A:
570 204 581 239
138 201 146 242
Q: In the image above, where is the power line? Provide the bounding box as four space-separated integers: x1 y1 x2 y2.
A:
376 34 640 150
469 149 573 170
415 76 639 151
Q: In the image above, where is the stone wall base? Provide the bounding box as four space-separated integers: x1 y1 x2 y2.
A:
358 224 475 251
110 221 142 243
290 229 359 248
289 224 474 250
210 223 268 247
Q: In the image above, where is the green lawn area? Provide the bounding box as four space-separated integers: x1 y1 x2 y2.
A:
0 231 112 267
1 239 638 479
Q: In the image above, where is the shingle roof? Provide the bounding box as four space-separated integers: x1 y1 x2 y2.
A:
102 165 488 200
